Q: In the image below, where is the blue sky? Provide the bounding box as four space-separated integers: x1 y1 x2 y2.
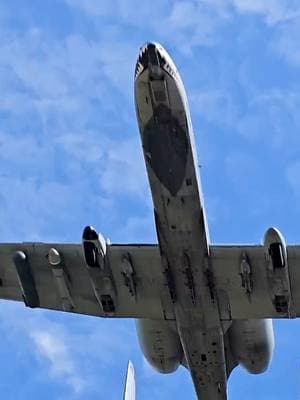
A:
1 0 300 399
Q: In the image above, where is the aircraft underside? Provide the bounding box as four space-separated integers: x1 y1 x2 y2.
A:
2 41 299 400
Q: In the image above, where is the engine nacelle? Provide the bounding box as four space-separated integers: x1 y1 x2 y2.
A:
136 319 183 374
263 227 287 270
229 319 274 374
82 226 117 314
263 227 293 316
82 225 106 269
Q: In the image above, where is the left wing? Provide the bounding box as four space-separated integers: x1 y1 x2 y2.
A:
210 244 300 320
0 242 172 319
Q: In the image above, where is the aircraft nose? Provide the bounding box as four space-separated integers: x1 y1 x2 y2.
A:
135 42 164 80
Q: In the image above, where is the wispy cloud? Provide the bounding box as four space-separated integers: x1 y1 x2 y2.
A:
0 304 86 394
190 89 237 127
0 23 151 242
0 302 136 398
230 0 300 24
272 17 300 67
286 161 300 198
65 0 231 53
1 1 300 399
65 0 169 24
64 0 300 55
236 89 300 149
30 330 85 394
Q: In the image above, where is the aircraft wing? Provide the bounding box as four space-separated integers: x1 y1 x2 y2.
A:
210 244 300 320
2 240 300 321
0 242 172 319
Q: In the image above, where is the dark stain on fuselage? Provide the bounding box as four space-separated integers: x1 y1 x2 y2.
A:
143 104 188 196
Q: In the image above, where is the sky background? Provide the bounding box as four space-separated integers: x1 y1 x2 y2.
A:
0 0 300 399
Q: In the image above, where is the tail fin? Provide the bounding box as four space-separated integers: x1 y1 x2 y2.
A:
123 361 136 400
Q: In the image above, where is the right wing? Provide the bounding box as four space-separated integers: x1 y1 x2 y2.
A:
0 242 173 320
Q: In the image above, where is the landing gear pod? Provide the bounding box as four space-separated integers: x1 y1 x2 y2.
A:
13 251 40 308
48 248 74 311
263 227 293 316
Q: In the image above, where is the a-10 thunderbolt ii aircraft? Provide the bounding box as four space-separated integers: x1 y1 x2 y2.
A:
0 42 299 399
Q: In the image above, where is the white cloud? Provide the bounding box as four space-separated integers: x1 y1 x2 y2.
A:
162 2 230 53
56 132 149 200
230 0 300 24
0 28 136 115
115 213 155 243
190 90 237 126
65 0 231 53
237 89 300 147
0 304 86 394
229 2 300 68
0 303 137 397
98 139 148 198
64 0 300 55
272 18 300 67
0 26 151 242
286 161 300 197
65 0 169 23
30 330 85 393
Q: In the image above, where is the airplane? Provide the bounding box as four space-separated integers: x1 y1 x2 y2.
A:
0 41 298 399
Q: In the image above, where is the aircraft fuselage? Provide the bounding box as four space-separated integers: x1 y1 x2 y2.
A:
135 42 227 399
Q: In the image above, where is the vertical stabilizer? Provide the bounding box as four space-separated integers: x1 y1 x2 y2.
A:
123 361 136 400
